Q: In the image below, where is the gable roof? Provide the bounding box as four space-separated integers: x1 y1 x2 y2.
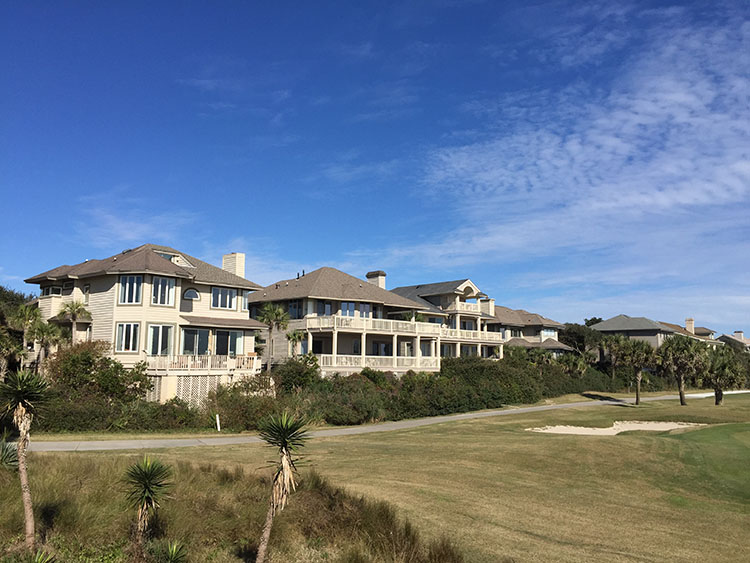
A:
693 326 715 337
388 286 447 315
25 244 261 290
590 314 672 333
245 267 425 310
658 321 720 343
504 337 574 351
487 305 564 329
391 279 485 298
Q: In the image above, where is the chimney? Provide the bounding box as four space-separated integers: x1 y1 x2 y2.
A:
480 298 495 315
366 270 386 289
685 318 694 334
734 330 745 341
222 252 246 279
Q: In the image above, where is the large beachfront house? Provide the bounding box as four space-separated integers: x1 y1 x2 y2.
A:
25 244 266 403
591 315 722 348
247 269 571 375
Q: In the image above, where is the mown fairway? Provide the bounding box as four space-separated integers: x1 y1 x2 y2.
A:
6 394 750 562
153 393 750 562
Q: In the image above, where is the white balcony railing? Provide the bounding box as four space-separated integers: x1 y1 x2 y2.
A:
146 355 262 375
304 315 500 341
316 354 441 371
456 301 481 313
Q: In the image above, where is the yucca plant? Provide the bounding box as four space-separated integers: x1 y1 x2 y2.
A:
124 456 173 546
255 412 310 563
1 438 18 470
164 541 188 563
0 370 49 552
28 551 56 563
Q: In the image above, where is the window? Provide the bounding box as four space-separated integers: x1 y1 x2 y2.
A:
511 329 522 338
288 300 303 319
119 275 142 304
211 287 236 309
541 328 556 339
317 300 332 316
41 286 62 296
359 303 371 318
62 281 74 290
183 288 200 300
181 328 209 355
82 284 90 305
341 302 355 317
152 276 175 306
241 290 251 311
148 325 173 355
460 320 475 330
116 323 140 352
215 330 243 356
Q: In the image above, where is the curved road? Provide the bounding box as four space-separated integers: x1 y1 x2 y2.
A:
29 390 749 452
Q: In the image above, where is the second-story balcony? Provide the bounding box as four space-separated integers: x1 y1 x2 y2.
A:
302 315 503 342
456 301 481 313
146 354 262 376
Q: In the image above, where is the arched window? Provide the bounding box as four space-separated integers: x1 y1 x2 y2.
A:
183 288 200 300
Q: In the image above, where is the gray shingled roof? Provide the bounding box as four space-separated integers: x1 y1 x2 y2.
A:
391 280 471 297
658 321 720 343
590 314 672 333
180 315 266 330
486 305 564 329
245 267 426 309
504 337 574 351
25 244 261 290
388 286 447 315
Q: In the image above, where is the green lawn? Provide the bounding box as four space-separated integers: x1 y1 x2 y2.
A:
148 394 750 562
10 394 750 562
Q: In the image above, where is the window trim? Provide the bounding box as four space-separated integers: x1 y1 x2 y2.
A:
241 290 251 312
151 276 176 307
118 275 143 305
115 322 141 353
180 327 210 355
82 284 90 305
147 323 175 356
183 288 200 301
211 287 237 310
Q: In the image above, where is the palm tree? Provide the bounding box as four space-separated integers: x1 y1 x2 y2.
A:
602 334 627 381
657 336 708 406
702 346 744 405
257 304 289 374
124 456 173 547
621 339 654 405
0 370 49 552
285 330 305 358
29 322 63 374
58 300 90 345
255 412 310 563
8 304 40 370
0 326 23 379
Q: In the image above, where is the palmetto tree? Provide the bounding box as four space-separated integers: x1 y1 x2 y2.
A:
0 370 49 552
29 321 63 374
701 345 744 406
255 412 310 563
285 330 305 358
8 304 40 370
603 334 627 381
257 304 289 375
657 335 708 406
124 456 173 547
58 300 90 345
0 326 23 378
621 339 654 405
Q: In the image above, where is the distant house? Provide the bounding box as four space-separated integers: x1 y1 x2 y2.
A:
25 244 266 403
718 331 750 352
591 315 722 348
484 306 573 356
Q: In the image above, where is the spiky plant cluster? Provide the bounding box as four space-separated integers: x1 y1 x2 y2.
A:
0 439 18 471
124 456 173 540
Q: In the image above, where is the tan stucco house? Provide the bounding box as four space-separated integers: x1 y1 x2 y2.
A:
25 244 266 403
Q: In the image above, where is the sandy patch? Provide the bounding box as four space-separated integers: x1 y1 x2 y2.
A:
526 421 706 436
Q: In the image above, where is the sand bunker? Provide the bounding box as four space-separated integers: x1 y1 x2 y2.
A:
527 421 706 436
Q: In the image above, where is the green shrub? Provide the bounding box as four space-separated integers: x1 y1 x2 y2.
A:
310 375 386 425
273 355 321 394
204 380 277 431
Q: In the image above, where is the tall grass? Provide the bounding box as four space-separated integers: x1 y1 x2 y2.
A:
0 454 464 562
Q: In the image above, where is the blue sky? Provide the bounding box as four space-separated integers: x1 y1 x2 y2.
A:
1 1 749 335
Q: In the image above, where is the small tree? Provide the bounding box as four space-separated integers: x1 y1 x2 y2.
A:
257 304 289 375
657 336 709 406
8 304 40 370
255 412 310 563
602 334 627 381
29 321 63 374
0 326 23 378
700 346 744 405
124 456 173 548
58 300 90 345
0 370 49 552
285 330 305 358
621 339 654 405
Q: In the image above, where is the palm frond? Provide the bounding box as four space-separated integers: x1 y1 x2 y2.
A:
0 370 49 419
258 412 310 452
123 456 173 511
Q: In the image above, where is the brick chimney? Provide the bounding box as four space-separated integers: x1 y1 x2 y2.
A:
734 330 745 341
685 318 694 334
222 252 246 279
366 270 386 289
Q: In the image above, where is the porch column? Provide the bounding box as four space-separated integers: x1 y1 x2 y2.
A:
307 331 313 355
455 313 461 330
456 342 460 357
392 333 397 368
360 332 366 367
332 329 338 366
416 336 421 366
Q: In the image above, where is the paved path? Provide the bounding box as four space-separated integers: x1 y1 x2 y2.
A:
29 390 750 452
